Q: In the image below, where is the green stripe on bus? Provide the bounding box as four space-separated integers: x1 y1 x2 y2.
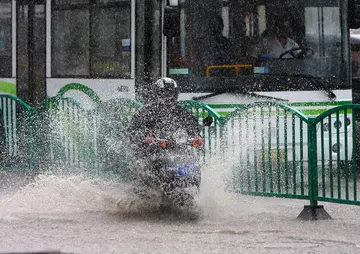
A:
208 101 352 109
0 81 16 95
208 109 352 118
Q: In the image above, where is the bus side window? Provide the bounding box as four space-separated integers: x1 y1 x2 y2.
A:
351 35 360 78
163 6 180 37
349 0 360 29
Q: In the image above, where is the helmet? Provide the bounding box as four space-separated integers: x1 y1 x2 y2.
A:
153 78 179 103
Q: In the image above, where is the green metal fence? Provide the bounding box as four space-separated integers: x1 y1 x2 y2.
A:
2 90 360 216
40 96 94 171
0 94 35 172
223 102 311 200
311 104 360 206
56 82 102 105
93 98 142 180
223 102 360 209
180 100 224 162
35 95 142 180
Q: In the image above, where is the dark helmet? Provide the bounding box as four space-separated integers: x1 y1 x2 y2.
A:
153 77 179 103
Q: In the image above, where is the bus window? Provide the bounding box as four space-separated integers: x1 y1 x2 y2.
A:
349 0 360 29
351 30 360 79
52 1 131 78
52 9 90 76
165 0 348 92
0 1 12 77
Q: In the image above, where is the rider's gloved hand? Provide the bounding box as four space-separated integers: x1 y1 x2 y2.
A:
193 136 204 148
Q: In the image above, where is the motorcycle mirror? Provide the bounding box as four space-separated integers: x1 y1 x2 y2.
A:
203 116 213 127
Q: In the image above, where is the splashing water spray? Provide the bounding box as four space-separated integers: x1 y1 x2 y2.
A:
0 99 249 221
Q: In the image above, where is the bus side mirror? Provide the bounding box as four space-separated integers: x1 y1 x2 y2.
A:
163 6 180 37
349 0 360 29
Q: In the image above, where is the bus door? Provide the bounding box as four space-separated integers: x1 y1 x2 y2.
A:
16 0 46 105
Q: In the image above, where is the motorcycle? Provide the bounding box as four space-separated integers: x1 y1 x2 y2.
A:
129 132 204 210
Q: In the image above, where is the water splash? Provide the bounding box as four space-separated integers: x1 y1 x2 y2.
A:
0 139 243 222
0 173 121 214
196 148 242 218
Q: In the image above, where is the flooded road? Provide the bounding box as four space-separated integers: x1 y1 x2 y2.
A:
1 166 360 254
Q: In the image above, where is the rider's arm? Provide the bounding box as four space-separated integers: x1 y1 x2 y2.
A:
128 108 152 144
176 105 202 138
181 110 204 148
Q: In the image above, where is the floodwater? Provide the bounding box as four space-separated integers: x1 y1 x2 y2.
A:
1 156 360 254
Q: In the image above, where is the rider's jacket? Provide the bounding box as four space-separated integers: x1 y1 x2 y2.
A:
128 102 201 145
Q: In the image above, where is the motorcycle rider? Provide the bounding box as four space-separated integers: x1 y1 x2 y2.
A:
128 77 204 149
125 78 204 210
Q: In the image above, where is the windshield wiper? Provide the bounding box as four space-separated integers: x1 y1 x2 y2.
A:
191 90 288 102
245 92 289 102
191 92 222 101
258 72 337 101
190 73 337 101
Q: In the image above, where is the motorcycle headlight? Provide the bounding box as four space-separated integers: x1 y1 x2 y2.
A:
172 130 188 145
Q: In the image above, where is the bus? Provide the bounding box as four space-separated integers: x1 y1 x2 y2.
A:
162 0 358 105
0 0 360 107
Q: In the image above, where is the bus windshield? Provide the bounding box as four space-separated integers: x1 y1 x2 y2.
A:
166 0 349 93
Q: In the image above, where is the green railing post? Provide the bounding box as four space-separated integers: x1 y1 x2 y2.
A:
307 118 318 207
297 117 331 220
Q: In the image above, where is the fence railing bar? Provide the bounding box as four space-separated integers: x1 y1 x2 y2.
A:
344 109 349 201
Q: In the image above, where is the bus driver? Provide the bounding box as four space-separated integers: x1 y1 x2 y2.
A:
251 18 300 59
